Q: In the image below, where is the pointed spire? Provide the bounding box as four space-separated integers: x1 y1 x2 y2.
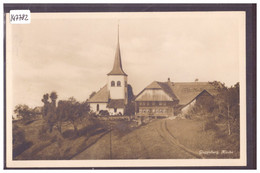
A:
107 23 127 76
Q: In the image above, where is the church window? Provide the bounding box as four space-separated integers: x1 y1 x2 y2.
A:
114 108 117 113
96 104 99 111
117 81 121 87
111 81 115 87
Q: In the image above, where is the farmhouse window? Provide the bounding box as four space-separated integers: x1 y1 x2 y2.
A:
111 81 115 87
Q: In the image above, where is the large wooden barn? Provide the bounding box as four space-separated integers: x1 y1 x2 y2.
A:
134 78 218 117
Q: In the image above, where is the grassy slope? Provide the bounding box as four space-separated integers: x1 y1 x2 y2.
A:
73 119 239 159
73 119 197 159
166 119 240 158
13 119 109 160
13 118 239 160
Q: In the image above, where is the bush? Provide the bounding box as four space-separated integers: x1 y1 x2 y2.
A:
99 110 109 116
204 120 219 131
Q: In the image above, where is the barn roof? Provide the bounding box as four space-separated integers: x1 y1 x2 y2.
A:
170 82 218 105
107 99 125 108
135 81 178 102
158 82 179 100
87 85 109 103
146 81 162 89
135 81 218 105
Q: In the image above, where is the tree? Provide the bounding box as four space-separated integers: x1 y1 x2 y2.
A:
14 104 35 121
127 84 134 102
187 95 216 131
57 97 90 136
41 92 58 133
41 94 50 118
213 82 240 135
125 84 135 116
50 91 58 107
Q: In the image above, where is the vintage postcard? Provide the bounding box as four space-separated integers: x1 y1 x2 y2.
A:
4 4 255 168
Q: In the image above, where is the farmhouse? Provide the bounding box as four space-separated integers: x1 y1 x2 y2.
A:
87 28 128 115
135 78 218 117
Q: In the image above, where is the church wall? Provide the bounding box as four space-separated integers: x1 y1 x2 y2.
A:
89 103 108 113
108 108 124 115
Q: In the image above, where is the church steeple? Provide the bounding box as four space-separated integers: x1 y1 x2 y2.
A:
107 24 127 76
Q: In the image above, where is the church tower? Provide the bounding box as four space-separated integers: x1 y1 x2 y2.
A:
107 25 128 105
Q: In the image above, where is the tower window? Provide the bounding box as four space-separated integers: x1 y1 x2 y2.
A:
117 81 121 87
111 81 115 87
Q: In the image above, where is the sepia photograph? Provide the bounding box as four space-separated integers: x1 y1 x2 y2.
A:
4 4 255 168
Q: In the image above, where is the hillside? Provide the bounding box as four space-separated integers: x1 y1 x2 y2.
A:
73 118 239 159
13 117 239 160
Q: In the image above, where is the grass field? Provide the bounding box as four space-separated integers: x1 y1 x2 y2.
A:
13 117 239 160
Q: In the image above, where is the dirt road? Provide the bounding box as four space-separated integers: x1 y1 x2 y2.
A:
72 119 201 159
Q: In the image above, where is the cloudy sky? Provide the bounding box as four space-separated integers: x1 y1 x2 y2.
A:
6 12 245 109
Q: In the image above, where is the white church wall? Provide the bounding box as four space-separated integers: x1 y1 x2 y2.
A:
89 103 108 113
108 108 124 115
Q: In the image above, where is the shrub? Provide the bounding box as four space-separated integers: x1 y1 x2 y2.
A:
204 120 219 131
99 110 109 116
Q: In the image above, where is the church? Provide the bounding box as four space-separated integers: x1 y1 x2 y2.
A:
87 28 128 115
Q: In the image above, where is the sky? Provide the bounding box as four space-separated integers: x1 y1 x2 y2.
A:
6 12 245 109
